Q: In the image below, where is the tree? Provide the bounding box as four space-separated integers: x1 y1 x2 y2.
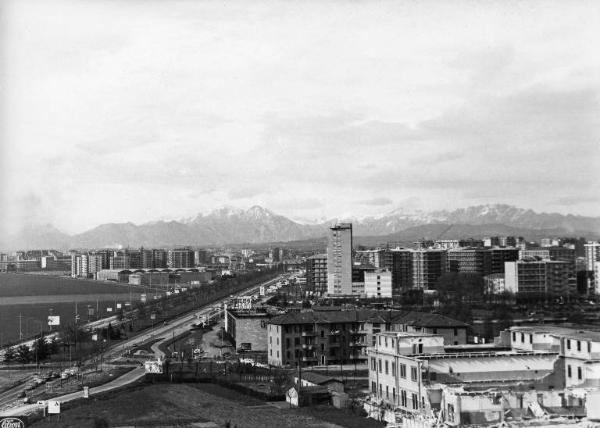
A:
16 344 31 364
33 335 49 361
3 346 16 364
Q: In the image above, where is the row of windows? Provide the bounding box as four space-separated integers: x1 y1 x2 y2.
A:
567 365 583 380
370 381 421 410
371 358 416 380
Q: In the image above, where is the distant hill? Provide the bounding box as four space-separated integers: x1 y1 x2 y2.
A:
2 204 598 250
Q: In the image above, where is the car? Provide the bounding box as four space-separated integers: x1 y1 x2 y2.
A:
37 400 46 405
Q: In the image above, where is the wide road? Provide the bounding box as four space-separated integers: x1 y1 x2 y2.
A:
0 275 281 417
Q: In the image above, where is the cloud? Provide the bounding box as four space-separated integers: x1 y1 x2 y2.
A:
358 197 393 206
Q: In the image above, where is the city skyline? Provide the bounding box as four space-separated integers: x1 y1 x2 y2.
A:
1 0 599 236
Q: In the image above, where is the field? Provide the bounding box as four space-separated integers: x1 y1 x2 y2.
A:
0 273 146 344
0 273 145 297
29 382 383 428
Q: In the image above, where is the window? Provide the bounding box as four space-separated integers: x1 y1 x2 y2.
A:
269 337 272 344
530 335 533 344
371 358 376 371
392 362 396 377
588 342 592 353
286 338 290 348
277 351 279 358
578 367 582 380
512 332 516 341
400 364 406 378
411 367 418 382
371 381 376 393
385 360 389 375
567 339 571 350
393 387 396 403
401 390 407 407
321 330 324 338
521 333 525 343
577 341 581 351
270 349 272 356
432 328 437 334
386 385 389 399
454 328 458 336
568 365 572 378
379 336 382 345
378 359 382 373
379 384 382 397
418 343 423 354
294 337 300 346
448 404 455 423
385 337 388 347
412 393 418 409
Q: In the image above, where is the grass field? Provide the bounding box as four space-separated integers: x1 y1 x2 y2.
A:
28 382 383 428
0 273 146 297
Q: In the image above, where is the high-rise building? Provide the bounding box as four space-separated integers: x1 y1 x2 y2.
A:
412 249 447 290
446 248 492 276
72 254 103 278
327 223 353 295
152 249 168 268
505 259 576 297
168 248 195 268
490 247 519 274
585 242 600 294
383 249 413 301
306 254 328 295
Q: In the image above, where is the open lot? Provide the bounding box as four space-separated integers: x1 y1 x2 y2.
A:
28 382 382 428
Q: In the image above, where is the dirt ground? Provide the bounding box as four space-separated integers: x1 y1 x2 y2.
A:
28 382 373 428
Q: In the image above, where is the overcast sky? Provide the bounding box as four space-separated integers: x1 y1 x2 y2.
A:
1 0 599 235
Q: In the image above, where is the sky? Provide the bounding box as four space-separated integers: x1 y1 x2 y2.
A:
1 0 599 235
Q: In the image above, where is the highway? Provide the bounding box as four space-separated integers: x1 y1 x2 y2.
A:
0 275 281 417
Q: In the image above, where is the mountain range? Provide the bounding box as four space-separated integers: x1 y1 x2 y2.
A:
2 204 599 250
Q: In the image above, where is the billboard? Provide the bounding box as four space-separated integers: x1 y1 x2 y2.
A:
140 294 147 303
47 316 60 326
144 360 163 374
0 416 27 428
116 303 122 309
47 400 60 414
106 307 113 312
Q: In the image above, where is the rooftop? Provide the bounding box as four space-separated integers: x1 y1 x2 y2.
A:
510 325 600 342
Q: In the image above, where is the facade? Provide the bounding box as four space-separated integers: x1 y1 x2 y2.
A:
355 249 386 268
168 248 195 268
490 247 519 274
367 329 565 426
585 242 600 294
505 258 576 296
225 308 271 352
267 311 367 367
509 326 600 389
327 223 353 295
446 248 492 276
364 269 393 299
412 249 447 290
71 254 103 278
484 273 506 295
384 249 413 302
305 254 328 295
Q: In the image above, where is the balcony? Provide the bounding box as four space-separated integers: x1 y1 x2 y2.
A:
329 330 342 336
349 341 364 347
302 343 314 350
301 331 316 337
302 356 317 362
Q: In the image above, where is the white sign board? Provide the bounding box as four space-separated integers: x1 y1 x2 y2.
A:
144 360 163 374
140 294 147 303
116 303 122 309
83 386 89 398
107 307 113 312
48 400 61 414
47 316 60 326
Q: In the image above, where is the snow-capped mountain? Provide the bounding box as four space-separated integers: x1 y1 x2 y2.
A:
2 204 599 250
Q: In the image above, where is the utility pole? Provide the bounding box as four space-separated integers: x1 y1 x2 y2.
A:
18 313 23 340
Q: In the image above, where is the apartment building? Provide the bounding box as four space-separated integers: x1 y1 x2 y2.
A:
505 258 576 296
364 269 392 299
267 311 366 367
412 249 447 290
327 223 353 295
306 254 328 295
446 248 492 276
